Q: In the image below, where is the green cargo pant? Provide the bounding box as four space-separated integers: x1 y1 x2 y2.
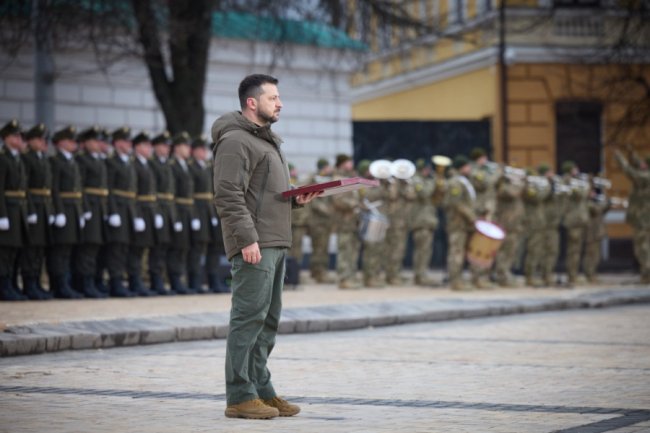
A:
225 247 286 405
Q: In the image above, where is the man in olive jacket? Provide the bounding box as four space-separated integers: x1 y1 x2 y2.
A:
212 74 317 420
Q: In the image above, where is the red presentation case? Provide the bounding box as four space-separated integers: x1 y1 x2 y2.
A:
282 177 379 198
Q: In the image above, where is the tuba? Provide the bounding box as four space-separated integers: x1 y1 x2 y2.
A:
431 155 451 202
390 159 416 180
369 159 393 180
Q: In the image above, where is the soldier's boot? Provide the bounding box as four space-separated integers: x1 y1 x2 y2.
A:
208 273 230 293
450 279 472 292
95 275 109 295
109 277 132 298
414 275 437 287
0 276 28 301
81 276 107 298
169 273 191 295
338 278 362 289
53 275 84 299
386 275 407 286
364 276 386 288
472 276 495 290
22 275 52 300
187 273 205 294
149 272 169 296
129 274 155 297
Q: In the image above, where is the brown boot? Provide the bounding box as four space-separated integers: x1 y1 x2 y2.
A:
339 279 362 289
225 398 279 419
364 277 386 288
263 396 301 417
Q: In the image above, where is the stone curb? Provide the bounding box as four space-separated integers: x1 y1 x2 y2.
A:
1 287 649 357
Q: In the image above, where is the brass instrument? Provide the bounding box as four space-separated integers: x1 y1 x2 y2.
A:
593 194 628 209
525 175 551 199
431 155 451 175
431 155 451 204
592 176 612 189
390 159 416 180
369 159 393 180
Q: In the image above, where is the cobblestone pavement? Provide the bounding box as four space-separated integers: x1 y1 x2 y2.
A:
1 305 649 433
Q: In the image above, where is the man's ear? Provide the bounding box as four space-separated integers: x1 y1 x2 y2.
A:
246 97 257 111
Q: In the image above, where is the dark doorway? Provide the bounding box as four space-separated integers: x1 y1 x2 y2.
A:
555 101 602 175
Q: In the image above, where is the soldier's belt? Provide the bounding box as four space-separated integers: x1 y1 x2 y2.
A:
157 193 174 201
137 195 157 202
175 197 194 206
28 188 51 197
84 187 109 197
59 191 82 199
5 190 27 198
111 189 136 199
193 193 213 201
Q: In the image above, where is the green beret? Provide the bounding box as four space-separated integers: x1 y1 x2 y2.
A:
191 135 208 149
77 126 101 142
132 131 151 146
25 123 48 140
152 131 171 146
537 163 550 175
52 125 77 143
453 154 470 169
316 158 329 170
112 126 131 142
0 119 21 139
335 153 351 168
469 147 487 161
561 160 576 174
357 159 371 174
172 131 191 146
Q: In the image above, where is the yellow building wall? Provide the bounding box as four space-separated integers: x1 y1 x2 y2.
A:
352 66 497 121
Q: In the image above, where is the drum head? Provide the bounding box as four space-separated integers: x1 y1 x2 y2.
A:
475 220 505 240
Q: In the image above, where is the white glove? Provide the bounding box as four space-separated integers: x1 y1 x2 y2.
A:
79 217 85 229
211 217 219 227
108 214 122 227
83 212 92 221
174 221 183 232
154 214 164 229
48 215 55 225
27 214 38 225
133 217 146 232
54 213 67 228
191 218 201 231
0 217 9 231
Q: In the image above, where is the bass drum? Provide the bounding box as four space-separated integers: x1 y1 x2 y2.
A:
358 211 390 243
466 220 506 269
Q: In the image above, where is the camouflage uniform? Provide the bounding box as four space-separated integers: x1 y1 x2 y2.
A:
469 163 499 287
523 179 551 285
360 179 391 287
306 173 334 282
493 176 525 287
384 179 415 285
331 168 361 288
410 173 439 285
615 151 650 283
443 174 477 290
584 197 610 282
562 175 590 285
541 181 567 286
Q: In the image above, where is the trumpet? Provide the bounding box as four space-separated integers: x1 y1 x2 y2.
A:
592 176 612 189
503 165 527 181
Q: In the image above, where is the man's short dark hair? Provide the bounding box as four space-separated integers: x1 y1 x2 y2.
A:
238 74 279 109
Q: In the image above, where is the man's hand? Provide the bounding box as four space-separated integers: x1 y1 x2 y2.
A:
242 242 261 264
295 191 322 205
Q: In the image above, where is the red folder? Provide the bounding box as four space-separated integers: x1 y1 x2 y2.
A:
282 177 379 198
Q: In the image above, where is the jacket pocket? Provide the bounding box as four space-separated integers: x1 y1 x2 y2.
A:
253 157 271 222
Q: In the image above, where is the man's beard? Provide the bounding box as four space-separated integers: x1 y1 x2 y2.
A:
257 107 279 124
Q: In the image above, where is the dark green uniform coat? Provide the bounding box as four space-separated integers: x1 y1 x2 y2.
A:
106 154 138 244
77 152 107 245
133 157 157 248
49 151 83 245
170 157 194 250
22 150 52 246
0 148 28 248
150 156 175 245
189 159 217 244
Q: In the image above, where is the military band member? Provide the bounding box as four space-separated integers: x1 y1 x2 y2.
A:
493 169 525 287
48 126 84 298
128 132 158 296
539 164 567 286
105 126 141 297
561 161 590 286
522 169 551 286
443 155 478 291
74 126 109 298
20 123 53 299
306 158 335 283
0 120 29 301
615 149 650 284
187 136 215 292
410 159 440 286
168 131 197 294
584 185 610 283
385 165 416 286
331 154 362 289
149 131 175 294
360 161 390 288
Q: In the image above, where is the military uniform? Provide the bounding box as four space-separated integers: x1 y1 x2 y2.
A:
410 172 439 286
48 126 84 298
105 127 139 297
361 178 390 287
493 176 525 287
0 120 29 301
522 177 551 285
127 132 158 296
306 171 334 283
541 179 567 286
168 132 195 294
384 178 416 285
615 150 650 283
331 167 361 288
584 196 610 283
19 124 54 299
562 173 590 285
443 163 477 290
74 127 109 298
149 132 176 294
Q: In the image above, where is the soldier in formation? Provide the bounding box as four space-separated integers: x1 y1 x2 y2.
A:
0 119 226 300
